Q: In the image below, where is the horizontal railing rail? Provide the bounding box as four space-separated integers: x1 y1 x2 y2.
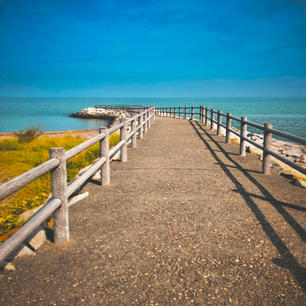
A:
0 107 155 265
155 105 306 176
0 158 60 201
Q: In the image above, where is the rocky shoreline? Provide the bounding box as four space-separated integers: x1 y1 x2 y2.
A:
70 106 133 127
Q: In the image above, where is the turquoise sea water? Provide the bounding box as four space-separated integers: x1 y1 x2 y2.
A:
0 97 305 138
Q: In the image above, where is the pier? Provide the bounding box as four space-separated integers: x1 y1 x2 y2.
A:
0 108 305 305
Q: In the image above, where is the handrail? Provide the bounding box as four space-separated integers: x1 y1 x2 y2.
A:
155 105 306 176
0 106 155 265
109 140 125 159
66 157 106 197
246 121 264 131
0 158 60 201
267 128 306 145
109 122 125 134
0 198 61 263
65 133 106 160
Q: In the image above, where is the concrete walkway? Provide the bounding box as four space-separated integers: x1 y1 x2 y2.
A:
1 117 306 306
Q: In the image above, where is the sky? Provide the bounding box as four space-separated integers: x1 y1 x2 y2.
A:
0 0 305 97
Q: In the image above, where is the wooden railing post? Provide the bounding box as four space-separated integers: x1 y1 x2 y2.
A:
263 123 273 175
240 116 247 156
205 107 208 126
191 106 194 120
139 112 144 139
132 117 137 148
150 108 154 126
144 111 148 133
179 107 181 118
170 107 172 118
120 121 128 162
148 110 151 129
210 108 214 130
100 127 110 185
174 107 176 118
201 106 204 123
184 106 187 119
50 147 69 244
217 110 222 135
226 112 232 143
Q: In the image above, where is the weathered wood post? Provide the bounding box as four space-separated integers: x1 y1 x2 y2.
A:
170 107 172 118
50 147 69 244
210 108 214 130
205 107 208 126
144 111 148 133
139 112 144 139
120 121 128 162
148 110 151 129
263 123 273 175
99 127 110 185
217 110 222 135
201 106 204 123
226 112 232 143
174 107 176 118
191 106 194 120
184 106 187 119
152 107 155 124
240 116 247 156
132 117 137 148
179 107 181 118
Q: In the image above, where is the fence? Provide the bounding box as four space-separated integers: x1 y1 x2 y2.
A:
95 105 152 114
155 106 306 176
0 107 155 265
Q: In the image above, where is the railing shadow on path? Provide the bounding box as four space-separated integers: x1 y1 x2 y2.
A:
189 119 306 292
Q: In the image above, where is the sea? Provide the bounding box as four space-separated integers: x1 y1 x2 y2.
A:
0 97 305 138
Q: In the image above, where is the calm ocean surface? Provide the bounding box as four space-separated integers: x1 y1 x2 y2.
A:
0 97 305 138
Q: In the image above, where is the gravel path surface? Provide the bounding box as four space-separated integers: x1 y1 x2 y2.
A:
1 117 305 306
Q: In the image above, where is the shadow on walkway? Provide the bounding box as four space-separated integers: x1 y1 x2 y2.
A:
189 120 306 292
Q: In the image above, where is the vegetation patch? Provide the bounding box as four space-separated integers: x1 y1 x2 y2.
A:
0 132 120 236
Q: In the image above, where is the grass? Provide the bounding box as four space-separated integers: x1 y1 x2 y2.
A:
0 132 120 236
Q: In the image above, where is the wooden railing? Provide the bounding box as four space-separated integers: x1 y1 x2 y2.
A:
155 106 306 176
0 107 155 264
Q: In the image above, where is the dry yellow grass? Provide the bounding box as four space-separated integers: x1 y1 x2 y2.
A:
0 133 120 236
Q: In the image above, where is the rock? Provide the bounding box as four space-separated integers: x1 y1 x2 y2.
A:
70 107 133 122
4 262 15 271
17 227 47 257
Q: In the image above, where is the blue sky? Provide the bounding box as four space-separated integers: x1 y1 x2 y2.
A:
0 0 305 97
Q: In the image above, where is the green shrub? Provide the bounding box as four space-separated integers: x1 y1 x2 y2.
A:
0 139 22 151
14 126 42 143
